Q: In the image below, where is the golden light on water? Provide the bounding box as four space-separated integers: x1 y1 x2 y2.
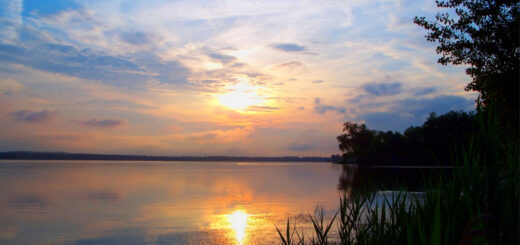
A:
218 82 264 110
227 210 249 244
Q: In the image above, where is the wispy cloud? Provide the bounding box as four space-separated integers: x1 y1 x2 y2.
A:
247 105 280 112
362 82 403 96
185 133 217 142
10 110 56 123
75 119 124 129
412 87 436 96
314 97 345 114
83 190 120 201
271 43 306 52
182 126 255 145
0 43 147 85
275 61 309 74
41 133 86 141
0 0 22 43
208 52 236 64
351 95 475 131
118 31 155 45
0 78 24 96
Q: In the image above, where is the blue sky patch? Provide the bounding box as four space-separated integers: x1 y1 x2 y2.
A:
22 0 81 16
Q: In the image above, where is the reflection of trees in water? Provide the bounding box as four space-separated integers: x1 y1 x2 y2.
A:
337 164 452 196
337 164 369 199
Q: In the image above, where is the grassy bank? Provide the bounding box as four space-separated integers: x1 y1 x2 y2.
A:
278 113 519 244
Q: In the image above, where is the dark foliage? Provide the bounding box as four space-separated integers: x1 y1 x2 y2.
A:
286 109 518 244
337 110 477 165
414 0 520 138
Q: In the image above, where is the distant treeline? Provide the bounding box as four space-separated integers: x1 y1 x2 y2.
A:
0 151 332 162
335 110 477 165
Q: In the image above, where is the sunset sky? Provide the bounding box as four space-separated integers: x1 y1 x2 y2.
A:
0 0 476 156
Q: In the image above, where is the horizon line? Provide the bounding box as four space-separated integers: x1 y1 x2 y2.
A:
0 151 336 161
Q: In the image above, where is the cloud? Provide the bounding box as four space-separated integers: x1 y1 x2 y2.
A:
356 95 475 131
277 61 305 69
83 190 120 201
0 78 24 96
0 0 22 43
41 133 86 141
271 43 306 52
314 97 346 114
119 31 154 45
186 133 217 142
312 80 324 84
246 105 279 112
133 52 190 85
166 124 184 131
10 110 56 123
184 127 254 144
275 61 309 73
362 82 402 96
230 62 245 68
0 42 190 86
0 43 141 83
208 52 236 64
76 119 124 128
412 87 436 96
286 142 314 152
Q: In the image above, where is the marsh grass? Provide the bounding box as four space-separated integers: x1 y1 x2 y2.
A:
278 111 519 244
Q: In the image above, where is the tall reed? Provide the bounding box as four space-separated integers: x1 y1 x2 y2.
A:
277 111 519 244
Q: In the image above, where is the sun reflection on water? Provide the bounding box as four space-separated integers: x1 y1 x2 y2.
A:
227 210 249 244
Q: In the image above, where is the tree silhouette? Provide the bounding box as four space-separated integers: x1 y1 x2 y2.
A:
414 0 519 136
337 111 476 165
337 122 375 164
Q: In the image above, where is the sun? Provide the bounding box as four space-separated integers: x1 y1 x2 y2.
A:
218 83 264 110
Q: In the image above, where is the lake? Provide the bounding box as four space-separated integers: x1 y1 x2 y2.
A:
0 160 344 244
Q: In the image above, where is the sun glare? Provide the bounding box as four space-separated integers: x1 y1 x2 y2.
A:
228 210 249 244
218 83 264 110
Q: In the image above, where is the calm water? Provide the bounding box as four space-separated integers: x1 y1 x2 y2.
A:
0 160 343 244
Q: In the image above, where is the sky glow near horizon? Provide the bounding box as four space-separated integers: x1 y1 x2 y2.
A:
0 0 476 156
